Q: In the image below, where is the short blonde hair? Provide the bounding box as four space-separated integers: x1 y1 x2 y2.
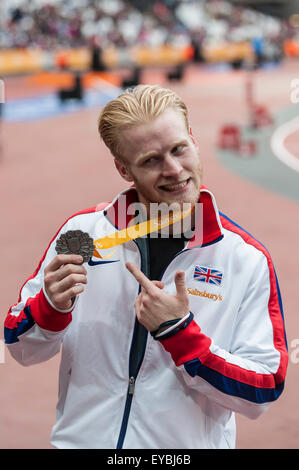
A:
98 84 189 160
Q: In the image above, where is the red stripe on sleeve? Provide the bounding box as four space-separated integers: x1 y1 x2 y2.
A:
160 319 212 365
220 215 288 385
161 320 281 389
4 308 29 329
27 289 72 332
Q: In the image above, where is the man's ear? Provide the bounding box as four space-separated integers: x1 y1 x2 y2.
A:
114 158 134 182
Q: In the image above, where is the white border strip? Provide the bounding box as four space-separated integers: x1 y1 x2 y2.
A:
270 115 299 174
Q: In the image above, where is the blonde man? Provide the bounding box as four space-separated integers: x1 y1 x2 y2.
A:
5 85 287 449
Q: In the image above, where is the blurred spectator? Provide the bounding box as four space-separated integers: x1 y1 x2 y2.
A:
0 0 295 58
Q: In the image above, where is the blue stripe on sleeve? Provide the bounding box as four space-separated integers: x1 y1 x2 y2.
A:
4 306 35 344
184 358 284 403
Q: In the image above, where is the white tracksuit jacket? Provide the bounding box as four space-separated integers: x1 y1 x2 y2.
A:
4 187 288 449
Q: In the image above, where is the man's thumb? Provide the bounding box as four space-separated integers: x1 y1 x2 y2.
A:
175 271 187 297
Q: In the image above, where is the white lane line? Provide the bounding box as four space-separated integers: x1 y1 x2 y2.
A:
270 115 299 174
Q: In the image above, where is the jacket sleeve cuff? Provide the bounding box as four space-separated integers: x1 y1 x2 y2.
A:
159 319 212 366
27 289 73 332
42 283 77 313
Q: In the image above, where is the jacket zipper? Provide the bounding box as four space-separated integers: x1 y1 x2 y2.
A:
116 376 135 449
128 376 135 394
108 207 223 448
116 237 149 449
116 318 147 449
115 240 213 448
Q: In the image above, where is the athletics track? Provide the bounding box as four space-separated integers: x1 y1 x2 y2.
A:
0 59 298 449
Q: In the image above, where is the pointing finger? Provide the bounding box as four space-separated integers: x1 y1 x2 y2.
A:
126 262 155 293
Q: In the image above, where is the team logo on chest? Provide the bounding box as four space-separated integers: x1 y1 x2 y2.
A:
193 266 223 286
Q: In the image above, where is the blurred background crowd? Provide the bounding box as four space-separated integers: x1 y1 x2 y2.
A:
0 0 297 59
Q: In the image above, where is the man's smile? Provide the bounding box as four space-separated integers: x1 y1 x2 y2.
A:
159 178 190 193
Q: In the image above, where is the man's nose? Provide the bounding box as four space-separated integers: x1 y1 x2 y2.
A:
162 155 183 177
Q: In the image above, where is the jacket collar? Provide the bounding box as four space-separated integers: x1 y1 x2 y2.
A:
104 185 223 248
187 186 223 248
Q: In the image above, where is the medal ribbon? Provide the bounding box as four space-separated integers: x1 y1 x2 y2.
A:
93 206 193 258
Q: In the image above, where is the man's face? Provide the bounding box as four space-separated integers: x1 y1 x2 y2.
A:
114 108 202 214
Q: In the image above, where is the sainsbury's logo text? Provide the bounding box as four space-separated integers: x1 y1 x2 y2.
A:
187 288 223 302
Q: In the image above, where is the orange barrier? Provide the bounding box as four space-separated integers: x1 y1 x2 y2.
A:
131 44 194 66
0 43 248 75
0 40 294 75
202 41 253 63
0 45 191 75
284 39 299 57
25 71 122 89
0 49 46 74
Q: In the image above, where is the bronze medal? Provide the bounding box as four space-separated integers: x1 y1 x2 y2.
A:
55 230 95 263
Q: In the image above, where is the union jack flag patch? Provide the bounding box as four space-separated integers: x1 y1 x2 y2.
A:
194 266 223 286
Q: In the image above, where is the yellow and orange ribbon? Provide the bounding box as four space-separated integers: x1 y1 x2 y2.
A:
93 206 193 259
